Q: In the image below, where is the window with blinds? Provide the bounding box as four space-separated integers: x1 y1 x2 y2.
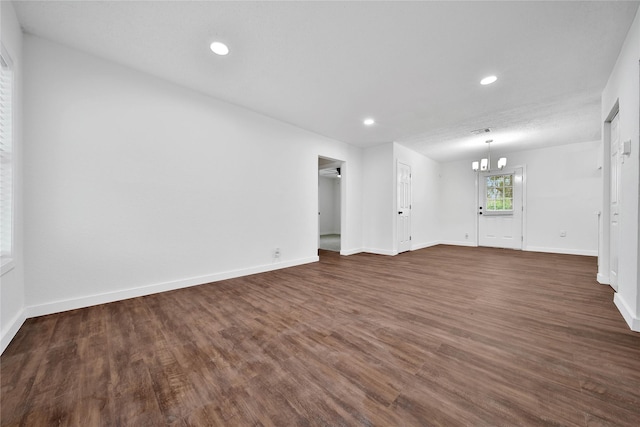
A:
1 46 13 269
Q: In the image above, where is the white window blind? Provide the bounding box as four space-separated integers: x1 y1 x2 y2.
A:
0 47 13 264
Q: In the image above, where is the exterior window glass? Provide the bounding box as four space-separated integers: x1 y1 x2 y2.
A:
486 174 513 212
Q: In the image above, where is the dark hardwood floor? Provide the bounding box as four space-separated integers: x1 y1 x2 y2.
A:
2 245 640 426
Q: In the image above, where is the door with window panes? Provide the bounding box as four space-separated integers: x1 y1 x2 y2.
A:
478 168 523 249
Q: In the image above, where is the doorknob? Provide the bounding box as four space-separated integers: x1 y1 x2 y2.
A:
398 211 402 215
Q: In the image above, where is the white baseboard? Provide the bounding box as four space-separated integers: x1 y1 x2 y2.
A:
439 240 477 247
1 308 27 354
411 241 440 251
526 246 597 257
359 241 597 257
435 241 597 257
26 256 319 319
363 247 398 256
597 273 610 285
614 293 640 332
340 248 363 256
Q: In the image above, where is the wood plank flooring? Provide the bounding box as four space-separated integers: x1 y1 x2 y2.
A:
2 245 640 426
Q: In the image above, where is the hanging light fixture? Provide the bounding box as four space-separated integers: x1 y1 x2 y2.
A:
471 139 506 172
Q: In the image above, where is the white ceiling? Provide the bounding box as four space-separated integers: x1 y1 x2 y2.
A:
13 0 640 162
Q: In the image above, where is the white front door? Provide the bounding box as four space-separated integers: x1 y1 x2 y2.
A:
397 162 412 253
610 112 620 291
478 168 523 249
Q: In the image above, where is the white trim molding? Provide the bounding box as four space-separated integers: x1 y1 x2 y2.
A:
363 248 398 256
1 307 26 354
340 248 363 256
411 241 440 251
439 240 477 247
525 246 598 257
613 293 640 332
0 258 15 276
597 273 610 285
26 256 318 319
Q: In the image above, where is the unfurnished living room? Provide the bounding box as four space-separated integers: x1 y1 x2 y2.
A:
1 1 640 425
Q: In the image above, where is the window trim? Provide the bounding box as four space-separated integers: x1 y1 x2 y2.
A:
483 210 514 217
483 172 515 216
1 43 14 276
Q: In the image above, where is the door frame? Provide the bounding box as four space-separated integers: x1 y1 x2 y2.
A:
475 165 527 249
609 107 621 290
317 155 346 255
396 161 412 253
598 101 620 286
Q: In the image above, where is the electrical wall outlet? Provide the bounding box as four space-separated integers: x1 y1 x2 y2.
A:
274 247 281 258
560 230 566 237
465 233 469 239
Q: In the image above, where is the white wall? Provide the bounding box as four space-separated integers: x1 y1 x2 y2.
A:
5 8 636 352
22 35 364 317
394 143 440 251
601 9 640 331
510 141 601 256
318 176 340 235
439 140 602 255
362 143 394 254
438 159 478 246
335 149 363 255
0 1 26 354
360 142 440 255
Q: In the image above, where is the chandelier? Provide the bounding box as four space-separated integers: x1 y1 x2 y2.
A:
472 139 506 172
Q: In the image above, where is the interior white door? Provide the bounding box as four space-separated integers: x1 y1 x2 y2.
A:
478 168 523 249
610 112 620 291
397 162 412 253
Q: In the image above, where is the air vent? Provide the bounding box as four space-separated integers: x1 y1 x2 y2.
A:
471 128 492 135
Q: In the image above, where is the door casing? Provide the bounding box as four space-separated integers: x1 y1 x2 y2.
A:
397 162 412 253
609 112 621 291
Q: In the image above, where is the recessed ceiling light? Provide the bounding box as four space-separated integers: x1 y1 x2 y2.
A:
210 41 229 56
480 75 498 85
363 118 375 126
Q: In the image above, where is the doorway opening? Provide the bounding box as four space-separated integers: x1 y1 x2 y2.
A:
318 156 343 254
608 108 621 291
599 100 620 287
